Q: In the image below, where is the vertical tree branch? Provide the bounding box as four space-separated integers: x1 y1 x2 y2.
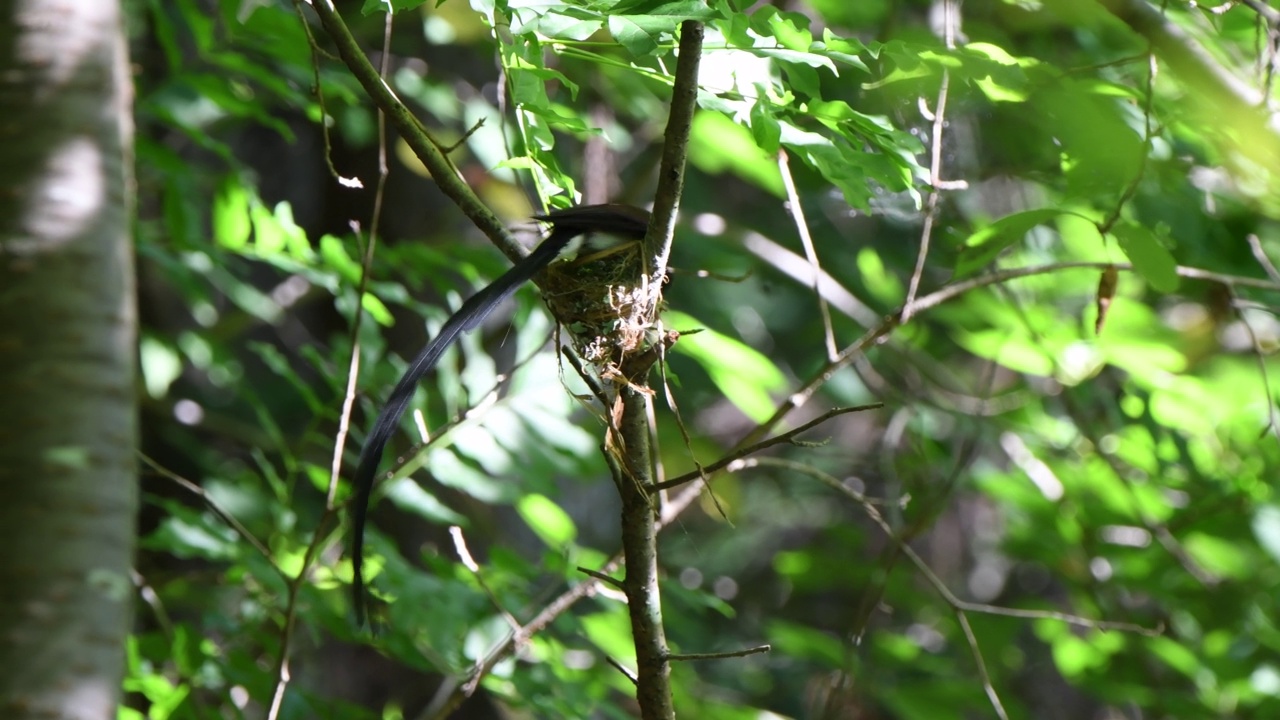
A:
643 21 703 288
617 386 671 718
614 19 704 720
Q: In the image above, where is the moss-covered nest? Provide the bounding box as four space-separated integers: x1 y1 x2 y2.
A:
540 241 658 375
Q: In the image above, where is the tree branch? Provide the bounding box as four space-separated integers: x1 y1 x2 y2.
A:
307 1 526 263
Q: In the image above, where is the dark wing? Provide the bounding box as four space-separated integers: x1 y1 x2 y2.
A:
532 203 650 240
350 226 578 625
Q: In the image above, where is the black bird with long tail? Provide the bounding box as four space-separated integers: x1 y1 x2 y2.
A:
350 204 650 624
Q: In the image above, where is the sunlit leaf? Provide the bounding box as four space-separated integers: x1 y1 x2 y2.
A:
665 311 787 423
1112 221 1179 293
955 208 1071 276
212 176 251 249
516 493 577 547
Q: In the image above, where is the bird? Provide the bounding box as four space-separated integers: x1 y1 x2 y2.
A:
350 203 651 625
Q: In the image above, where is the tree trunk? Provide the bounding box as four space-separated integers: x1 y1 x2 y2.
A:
0 1 137 719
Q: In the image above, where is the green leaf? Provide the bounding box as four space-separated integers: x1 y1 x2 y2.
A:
757 48 835 72
1033 82 1143 196
603 2 717 56
782 61 822 98
212 177 251 249
1111 222 1179 292
249 201 282 254
665 311 787 423
361 292 395 327
857 247 904 303
1147 635 1203 679
608 15 663 56
780 122 889 209
516 493 577 547
955 208 1070 276
808 100 893 136
384 476 467 525
955 330 1055 376
749 95 781 154
1051 633 1103 678
758 7 812 51
608 0 719 18
533 12 605 41
689 112 784 195
319 234 361 285
1183 532 1252 580
767 620 843 667
361 0 427 14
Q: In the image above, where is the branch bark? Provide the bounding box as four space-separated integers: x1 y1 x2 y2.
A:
611 19 704 720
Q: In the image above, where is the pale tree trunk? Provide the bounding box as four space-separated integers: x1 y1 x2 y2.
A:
0 1 137 719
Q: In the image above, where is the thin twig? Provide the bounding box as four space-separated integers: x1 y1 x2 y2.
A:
451 526 522 631
667 645 771 661
753 457 1156 632
778 150 838 360
656 339 723 515
1247 233 1280 283
139 453 280 570
290 0 356 186
902 95 950 319
578 566 625 590
269 13 400 719
607 656 640 685
902 0 957 323
956 612 1010 720
1099 52 1157 236
652 404 882 491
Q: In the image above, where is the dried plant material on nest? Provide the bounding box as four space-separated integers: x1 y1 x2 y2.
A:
541 241 660 377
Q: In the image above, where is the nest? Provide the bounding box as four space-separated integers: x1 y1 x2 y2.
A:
540 241 658 377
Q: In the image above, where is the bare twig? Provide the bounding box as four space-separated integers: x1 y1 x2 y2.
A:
269 14 400 719
290 0 356 186
607 656 640 684
653 404 882 491
902 0 957 323
667 645 771 661
139 453 280 570
1239 0 1280 28
578 566 625 590
778 150 838 360
1248 233 1280 283
957 612 1010 720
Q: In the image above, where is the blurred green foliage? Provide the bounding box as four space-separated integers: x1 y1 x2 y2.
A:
128 0 1280 718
